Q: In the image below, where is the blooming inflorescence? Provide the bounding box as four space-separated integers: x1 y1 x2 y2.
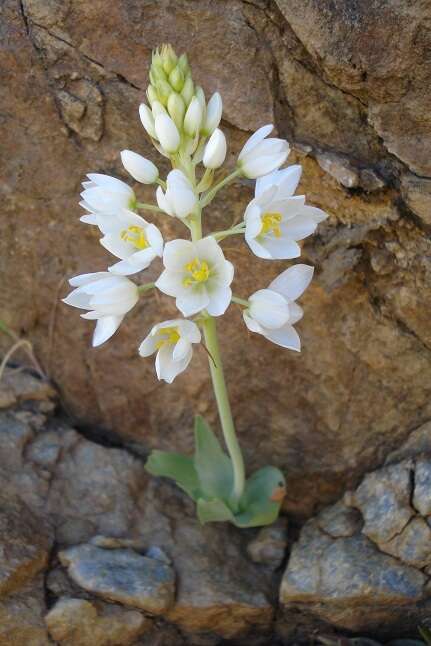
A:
63 44 328 528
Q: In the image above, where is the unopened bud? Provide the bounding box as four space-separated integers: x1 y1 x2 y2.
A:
160 44 177 74
177 53 190 75
151 101 167 118
203 92 222 135
155 80 171 106
121 150 159 184
195 86 206 114
183 96 202 137
181 76 194 106
146 85 158 107
169 66 184 93
167 92 186 130
203 128 227 169
139 103 157 139
154 113 180 154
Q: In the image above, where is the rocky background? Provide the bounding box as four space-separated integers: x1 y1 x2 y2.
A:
2 0 431 643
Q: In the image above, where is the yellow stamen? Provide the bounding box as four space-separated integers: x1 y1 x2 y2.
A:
260 212 282 238
155 326 181 349
120 225 149 250
183 258 210 287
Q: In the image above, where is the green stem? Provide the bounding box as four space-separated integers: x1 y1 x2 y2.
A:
202 316 245 504
232 296 249 307
138 282 155 293
200 169 242 207
212 223 245 241
136 202 164 214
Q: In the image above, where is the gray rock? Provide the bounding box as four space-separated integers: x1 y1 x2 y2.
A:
345 461 414 543
45 597 150 646
0 495 52 597
281 531 425 605
413 458 431 516
246 518 288 567
59 544 175 614
386 422 431 464
0 369 55 411
379 516 431 569
317 501 362 538
0 577 50 646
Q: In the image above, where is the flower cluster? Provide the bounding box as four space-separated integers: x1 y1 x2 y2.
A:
64 44 327 382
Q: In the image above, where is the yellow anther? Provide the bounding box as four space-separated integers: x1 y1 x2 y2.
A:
183 258 210 287
155 326 181 349
120 225 149 250
260 212 282 238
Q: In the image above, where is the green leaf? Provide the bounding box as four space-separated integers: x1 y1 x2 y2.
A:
193 415 233 501
145 450 201 500
419 628 431 646
233 466 285 528
197 498 235 525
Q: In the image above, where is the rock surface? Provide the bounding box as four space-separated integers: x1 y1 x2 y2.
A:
45 597 150 645
281 456 431 639
1 0 431 521
59 544 175 614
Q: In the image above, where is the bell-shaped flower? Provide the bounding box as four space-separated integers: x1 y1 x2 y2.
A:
202 92 222 135
237 124 290 179
139 103 157 139
93 209 163 275
80 174 136 224
243 264 314 351
155 237 234 317
203 128 227 169
154 113 180 154
62 272 139 347
121 150 158 184
156 169 197 219
244 166 327 259
139 319 201 383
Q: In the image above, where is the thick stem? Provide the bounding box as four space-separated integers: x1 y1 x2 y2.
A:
202 316 245 504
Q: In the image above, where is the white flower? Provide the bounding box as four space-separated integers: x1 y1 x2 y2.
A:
203 128 227 169
237 124 290 179
80 174 136 224
202 92 222 135
244 167 327 259
156 169 197 219
62 272 139 347
155 237 234 317
154 113 180 154
139 319 201 383
121 150 158 184
243 264 314 351
184 96 203 136
139 103 157 139
93 209 163 275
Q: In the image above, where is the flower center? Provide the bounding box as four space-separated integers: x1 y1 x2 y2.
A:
155 326 181 349
260 212 282 238
120 225 149 250
183 258 210 287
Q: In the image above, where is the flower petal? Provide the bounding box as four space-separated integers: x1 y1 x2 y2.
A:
269 264 314 301
92 315 123 347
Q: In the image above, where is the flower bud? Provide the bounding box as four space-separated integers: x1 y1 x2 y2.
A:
181 76 194 106
139 103 157 139
121 150 159 184
149 66 167 86
203 92 222 135
169 65 184 92
195 86 206 114
160 44 177 74
203 128 227 169
146 85 158 107
155 113 180 154
151 100 167 118
167 92 186 130
177 53 190 75
155 80 171 106
183 96 203 137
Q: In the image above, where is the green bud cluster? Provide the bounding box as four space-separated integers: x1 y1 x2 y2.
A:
147 44 198 129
